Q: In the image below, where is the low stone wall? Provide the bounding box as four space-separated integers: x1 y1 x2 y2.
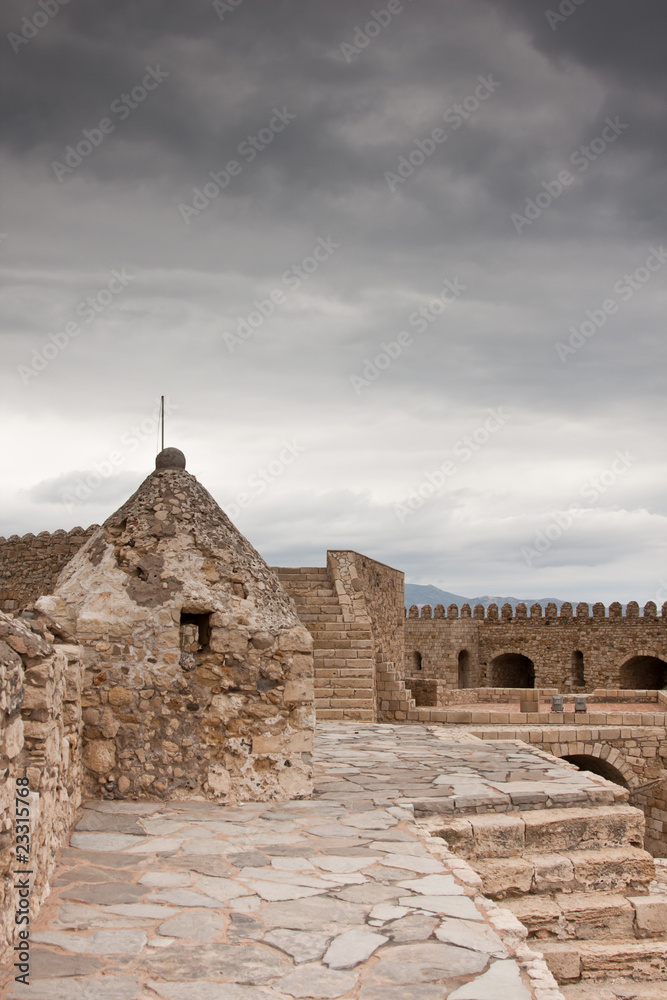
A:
0 526 97 612
0 612 84 967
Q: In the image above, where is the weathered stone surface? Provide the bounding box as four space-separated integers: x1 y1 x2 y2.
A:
397 874 464 896
158 911 225 941
28 950 103 979
434 917 508 957
32 929 147 954
323 928 388 969
139 870 192 887
264 928 331 963
138 943 290 982
276 965 359 999
147 985 273 1000
59 882 146 905
384 914 439 942
370 942 488 982
335 883 403 904
447 959 531 999
260 896 369 933
69 832 146 852
75 811 144 834
152 889 224 908
53 901 152 930
398 895 482 919
9 976 138 1000
358 986 447 1000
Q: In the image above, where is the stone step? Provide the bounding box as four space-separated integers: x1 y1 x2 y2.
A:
468 846 655 899
539 936 667 984
433 805 645 861
505 890 667 942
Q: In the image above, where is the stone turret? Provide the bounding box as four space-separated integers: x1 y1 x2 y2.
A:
36 449 314 803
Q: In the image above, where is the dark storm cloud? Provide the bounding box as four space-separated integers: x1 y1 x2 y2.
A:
1 0 666 602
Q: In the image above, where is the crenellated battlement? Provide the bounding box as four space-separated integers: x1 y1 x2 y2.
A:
405 600 663 620
0 524 98 610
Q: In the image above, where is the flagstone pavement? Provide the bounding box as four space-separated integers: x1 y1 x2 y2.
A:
2 723 571 1000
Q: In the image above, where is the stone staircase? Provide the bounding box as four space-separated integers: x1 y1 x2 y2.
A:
427 802 667 988
274 567 376 721
376 647 416 721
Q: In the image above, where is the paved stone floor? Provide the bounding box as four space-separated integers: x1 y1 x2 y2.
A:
1 723 590 1000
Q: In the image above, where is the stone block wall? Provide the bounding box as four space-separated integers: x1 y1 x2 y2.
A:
38 591 315 804
0 612 84 967
0 526 97 612
405 602 667 691
348 551 405 674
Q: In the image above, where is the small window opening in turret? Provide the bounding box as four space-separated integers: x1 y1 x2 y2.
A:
180 612 211 652
412 651 423 671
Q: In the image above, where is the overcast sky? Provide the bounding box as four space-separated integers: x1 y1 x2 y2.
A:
2 0 666 605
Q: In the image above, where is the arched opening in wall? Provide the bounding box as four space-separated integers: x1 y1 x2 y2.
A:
562 754 630 790
412 651 423 671
572 650 585 687
489 653 535 688
458 650 471 689
619 656 667 689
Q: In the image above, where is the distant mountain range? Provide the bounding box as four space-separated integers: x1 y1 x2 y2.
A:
404 583 569 611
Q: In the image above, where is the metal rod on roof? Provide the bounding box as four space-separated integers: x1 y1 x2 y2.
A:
161 395 165 451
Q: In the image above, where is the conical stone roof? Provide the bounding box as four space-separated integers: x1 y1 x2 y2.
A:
51 460 302 636
38 455 314 803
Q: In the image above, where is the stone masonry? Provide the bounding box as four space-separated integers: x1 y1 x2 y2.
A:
0 611 84 969
35 450 315 805
404 601 667 691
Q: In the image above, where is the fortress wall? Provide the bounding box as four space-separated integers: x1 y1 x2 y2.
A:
405 602 667 691
0 526 98 612
0 612 84 966
349 551 405 671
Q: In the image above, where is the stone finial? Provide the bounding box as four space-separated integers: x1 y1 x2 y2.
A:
473 604 485 619
576 602 590 618
643 601 657 618
447 604 459 619
592 602 605 618
560 602 573 618
515 603 527 619
460 603 472 618
155 447 186 470
501 603 512 619
421 604 432 619
529 603 543 618
433 604 445 619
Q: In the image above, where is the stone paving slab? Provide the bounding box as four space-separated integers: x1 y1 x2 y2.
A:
2 723 566 999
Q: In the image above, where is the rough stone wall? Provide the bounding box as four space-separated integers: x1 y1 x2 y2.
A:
0 612 83 966
348 551 405 674
0 526 97 612
38 466 315 803
404 602 667 690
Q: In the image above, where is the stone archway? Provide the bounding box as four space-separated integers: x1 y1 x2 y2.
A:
619 655 667 689
562 753 630 789
458 650 472 689
556 742 637 789
489 652 535 688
